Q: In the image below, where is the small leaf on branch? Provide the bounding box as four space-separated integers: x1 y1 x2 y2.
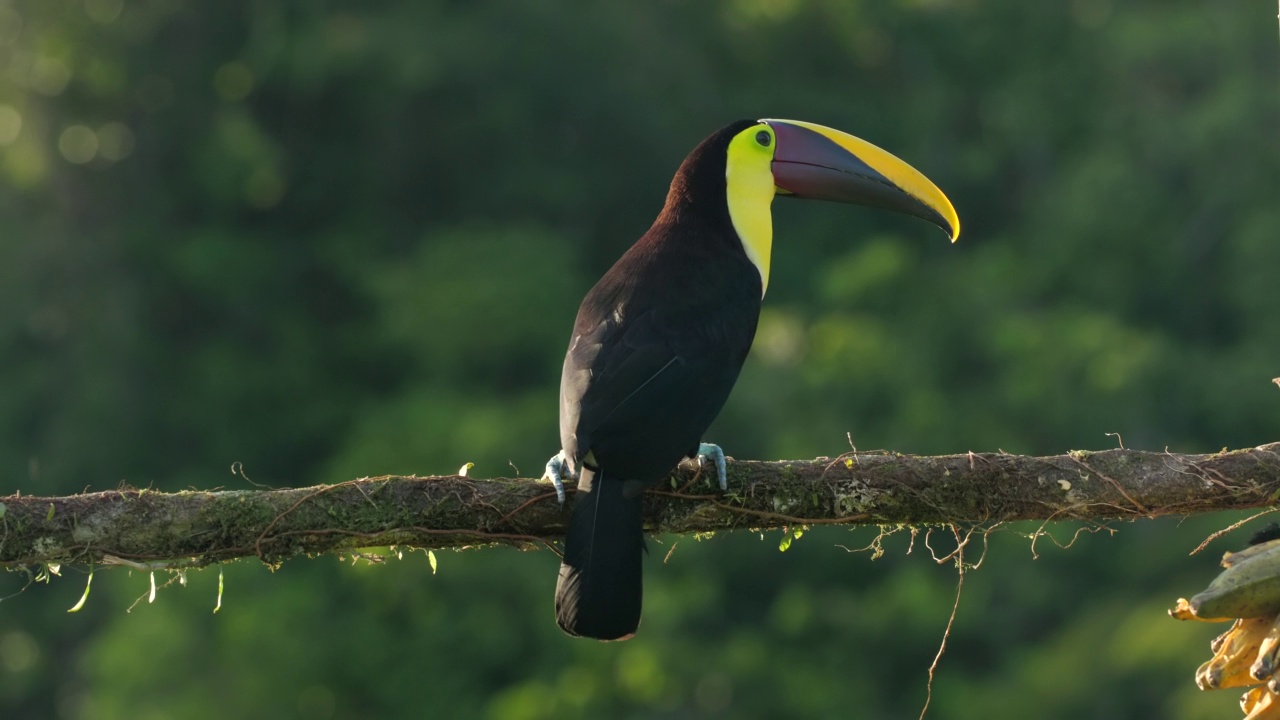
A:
68 569 93 613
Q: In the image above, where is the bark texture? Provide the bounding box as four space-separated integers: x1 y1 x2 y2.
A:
2 443 1278 569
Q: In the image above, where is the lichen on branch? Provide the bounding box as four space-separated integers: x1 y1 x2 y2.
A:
1 443 1278 570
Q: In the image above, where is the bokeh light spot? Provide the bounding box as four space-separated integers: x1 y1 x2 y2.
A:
0 6 22 45
97 122 135 161
58 125 99 164
1072 0 1113 28
244 166 285 208
296 685 336 719
31 57 72 96
0 104 21 145
325 14 367 52
695 672 734 713
84 0 124 24
755 309 805 367
3 137 47 187
616 645 666 704
27 305 69 341
728 0 800 23
214 62 255 102
85 57 128 96
0 631 39 672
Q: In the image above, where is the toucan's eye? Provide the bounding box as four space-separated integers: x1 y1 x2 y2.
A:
756 130 771 147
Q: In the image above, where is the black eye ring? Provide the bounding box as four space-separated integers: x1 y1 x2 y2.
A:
756 130 771 147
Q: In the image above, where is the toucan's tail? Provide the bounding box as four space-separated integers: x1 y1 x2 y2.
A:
554 467 644 641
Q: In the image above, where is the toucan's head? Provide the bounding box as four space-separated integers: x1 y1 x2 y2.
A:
693 118 959 294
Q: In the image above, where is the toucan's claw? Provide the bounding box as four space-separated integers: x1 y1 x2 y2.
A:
543 451 575 506
696 442 728 492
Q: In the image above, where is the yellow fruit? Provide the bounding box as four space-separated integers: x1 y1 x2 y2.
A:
1252 614 1280 681
1244 687 1280 719
1243 686 1268 715
1197 616 1274 691
1170 597 1233 622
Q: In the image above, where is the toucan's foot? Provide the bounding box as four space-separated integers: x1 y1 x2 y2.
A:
696 442 728 492
543 451 576 506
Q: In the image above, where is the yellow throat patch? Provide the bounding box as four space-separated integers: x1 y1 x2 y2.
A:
724 123 778 296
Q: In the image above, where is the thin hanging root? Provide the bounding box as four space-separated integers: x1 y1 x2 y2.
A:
918 525 967 720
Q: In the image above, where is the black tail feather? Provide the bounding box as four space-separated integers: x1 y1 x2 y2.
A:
554 467 644 641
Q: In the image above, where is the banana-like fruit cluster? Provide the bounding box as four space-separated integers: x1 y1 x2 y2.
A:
1171 538 1280 718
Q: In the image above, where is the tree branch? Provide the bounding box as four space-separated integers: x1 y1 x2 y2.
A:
2 443 1278 570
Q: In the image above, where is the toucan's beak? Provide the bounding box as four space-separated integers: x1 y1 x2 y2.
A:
763 119 960 242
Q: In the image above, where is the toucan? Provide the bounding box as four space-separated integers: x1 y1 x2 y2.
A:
543 118 960 641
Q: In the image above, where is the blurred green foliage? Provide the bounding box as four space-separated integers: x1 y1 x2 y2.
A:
1 0 1278 717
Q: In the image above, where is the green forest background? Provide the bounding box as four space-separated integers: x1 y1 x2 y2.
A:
2 1 1278 718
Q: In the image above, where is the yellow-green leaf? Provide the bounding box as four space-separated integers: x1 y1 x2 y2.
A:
68 570 93 613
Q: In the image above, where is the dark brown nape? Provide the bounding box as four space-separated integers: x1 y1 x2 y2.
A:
657 119 758 224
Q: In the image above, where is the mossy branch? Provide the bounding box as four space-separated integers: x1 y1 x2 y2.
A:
2 443 1279 570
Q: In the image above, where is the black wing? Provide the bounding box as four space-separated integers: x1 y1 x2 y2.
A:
559 285 758 485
